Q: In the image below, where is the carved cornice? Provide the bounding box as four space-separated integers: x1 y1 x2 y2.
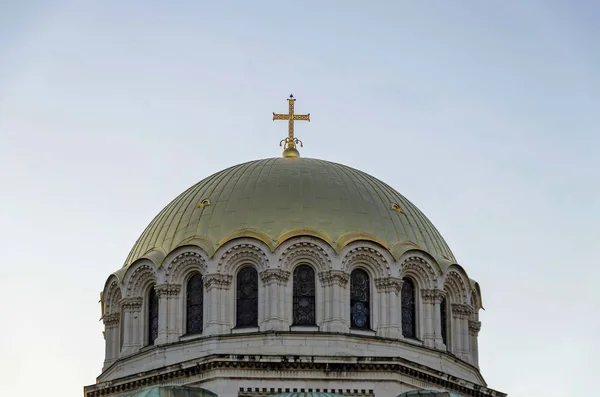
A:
375 277 403 293
86 355 505 397
166 252 206 283
319 270 349 287
102 313 120 327
154 283 181 298
421 288 446 304
452 303 473 319
469 320 482 336
260 269 290 284
120 297 143 311
218 243 269 273
400 256 437 289
203 273 233 290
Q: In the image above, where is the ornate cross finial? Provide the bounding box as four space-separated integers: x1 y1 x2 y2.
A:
273 94 310 158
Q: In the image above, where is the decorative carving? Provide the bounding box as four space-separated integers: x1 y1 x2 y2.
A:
120 297 143 311
260 269 290 284
218 243 269 273
374 277 403 293
318 270 349 287
154 283 181 298
166 251 206 284
468 320 482 336
444 270 469 304
343 246 389 277
203 273 233 290
452 303 474 319
421 288 446 304
104 279 122 314
125 264 156 296
400 256 437 289
279 241 331 272
102 313 120 327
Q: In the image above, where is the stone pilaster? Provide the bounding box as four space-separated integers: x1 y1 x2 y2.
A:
375 277 403 338
452 303 473 361
102 312 120 368
203 273 233 335
469 319 482 367
421 289 446 350
319 270 349 333
119 297 142 355
259 269 290 331
154 283 181 345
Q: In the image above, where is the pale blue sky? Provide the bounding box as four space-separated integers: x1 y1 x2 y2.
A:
1 1 599 396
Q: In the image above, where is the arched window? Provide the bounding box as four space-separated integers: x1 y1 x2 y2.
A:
440 296 448 346
148 285 159 345
401 277 417 338
293 265 316 325
236 267 258 327
350 269 370 330
186 273 204 334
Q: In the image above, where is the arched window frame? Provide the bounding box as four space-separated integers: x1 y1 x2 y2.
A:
350 268 371 330
185 272 204 335
292 264 316 326
401 277 417 338
147 284 159 346
235 266 259 328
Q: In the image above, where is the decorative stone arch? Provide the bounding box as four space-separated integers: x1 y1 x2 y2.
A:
399 251 440 290
277 237 333 274
442 265 470 304
103 276 123 315
123 260 158 298
216 238 270 275
163 246 209 284
341 241 391 278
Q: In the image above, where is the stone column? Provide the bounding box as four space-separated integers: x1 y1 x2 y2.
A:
375 277 403 338
203 273 232 335
260 269 290 331
469 320 481 367
120 297 142 355
319 270 349 333
154 283 182 344
102 313 120 369
421 289 446 350
452 303 473 362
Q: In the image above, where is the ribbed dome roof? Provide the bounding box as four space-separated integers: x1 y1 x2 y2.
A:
124 157 455 267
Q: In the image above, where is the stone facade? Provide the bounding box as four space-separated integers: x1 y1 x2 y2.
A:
86 236 501 397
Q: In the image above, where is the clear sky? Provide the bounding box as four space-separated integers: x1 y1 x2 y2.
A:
1 1 599 396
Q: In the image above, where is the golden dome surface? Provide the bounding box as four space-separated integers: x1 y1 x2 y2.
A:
124 157 455 267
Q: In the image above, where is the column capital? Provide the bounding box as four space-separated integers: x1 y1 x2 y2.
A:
155 283 181 298
203 273 233 290
102 312 120 328
375 277 403 293
319 270 349 287
259 268 290 284
469 320 482 336
120 297 142 311
452 303 474 319
421 288 446 304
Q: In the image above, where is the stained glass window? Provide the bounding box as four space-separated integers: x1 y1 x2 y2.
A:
236 266 258 327
186 273 204 334
350 269 370 330
293 265 316 325
148 285 158 345
440 296 448 346
401 277 417 338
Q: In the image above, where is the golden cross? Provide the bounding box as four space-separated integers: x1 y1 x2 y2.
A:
273 94 310 158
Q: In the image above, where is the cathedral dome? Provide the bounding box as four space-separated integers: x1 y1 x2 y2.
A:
124 157 455 267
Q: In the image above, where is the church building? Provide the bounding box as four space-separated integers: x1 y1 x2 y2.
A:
84 97 506 397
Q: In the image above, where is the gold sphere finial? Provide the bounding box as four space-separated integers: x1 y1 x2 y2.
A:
272 94 310 158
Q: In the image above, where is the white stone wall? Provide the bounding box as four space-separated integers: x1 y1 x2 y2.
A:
99 236 485 387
